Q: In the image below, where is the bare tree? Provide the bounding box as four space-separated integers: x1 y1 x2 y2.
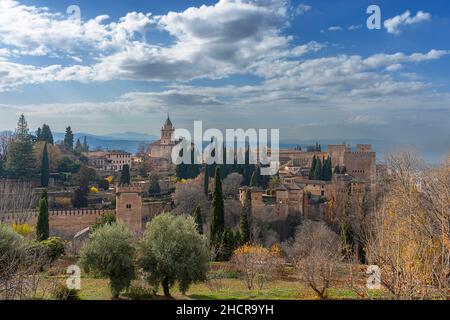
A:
365 150 449 299
0 180 39 223
288 221 342 299
172 179 209 216
0 131 13 161
222 173 243 198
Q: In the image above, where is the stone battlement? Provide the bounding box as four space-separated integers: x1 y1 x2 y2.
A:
116 183 145 194
0 209 114 223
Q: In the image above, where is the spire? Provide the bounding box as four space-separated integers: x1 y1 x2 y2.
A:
164 112 172 127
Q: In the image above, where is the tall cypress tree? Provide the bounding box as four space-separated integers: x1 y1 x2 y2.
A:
323 156 333 181
313 157 323 180
82 136 89 152
249 169 258 187
36 189 49 241
64 126 74 151
40 143 49 187
309 156 317 180
194 205 203 235
203 166 209 195
240 189 251 244
210 166 224 247
120 164 131 185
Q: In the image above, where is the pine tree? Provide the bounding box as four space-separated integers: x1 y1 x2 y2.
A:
194 205 203 235
210 166 225 247
239 189 251 244
36 189 49 241
64 126 74 150
40 143 49 187
6 115 36 179
120 164 131 185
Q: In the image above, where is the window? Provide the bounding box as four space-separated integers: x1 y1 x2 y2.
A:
126 204 132 209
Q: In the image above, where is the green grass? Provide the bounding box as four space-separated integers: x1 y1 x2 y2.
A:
69 277 390 300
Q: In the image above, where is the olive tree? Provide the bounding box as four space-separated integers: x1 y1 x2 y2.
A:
138 213 209 297
79 223 135 298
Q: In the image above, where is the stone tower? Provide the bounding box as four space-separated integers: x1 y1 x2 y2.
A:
116 183 143 237
160 114 174 145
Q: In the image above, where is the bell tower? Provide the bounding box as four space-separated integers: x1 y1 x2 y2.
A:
160 113 174 145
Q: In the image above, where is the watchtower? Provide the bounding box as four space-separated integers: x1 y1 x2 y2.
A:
116 183 144 237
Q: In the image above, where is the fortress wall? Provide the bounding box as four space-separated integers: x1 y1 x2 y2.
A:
0 209 115 239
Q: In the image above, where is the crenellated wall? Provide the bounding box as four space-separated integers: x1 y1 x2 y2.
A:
0 209 115 239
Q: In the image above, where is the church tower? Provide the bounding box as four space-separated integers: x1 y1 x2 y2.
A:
160 114 174 145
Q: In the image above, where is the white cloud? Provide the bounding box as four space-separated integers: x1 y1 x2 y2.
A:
327 26 343 32
348 25 362 31
384 10 432 34
294 4 312 15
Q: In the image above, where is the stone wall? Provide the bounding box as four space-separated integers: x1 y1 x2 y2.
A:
0 209 115 239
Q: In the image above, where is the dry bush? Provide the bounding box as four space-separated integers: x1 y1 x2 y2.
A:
231 244 283 290
287 221 342 299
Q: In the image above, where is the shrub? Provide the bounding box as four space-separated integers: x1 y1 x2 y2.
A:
52 283 80 300
12 223 33 237
138 213 209 297
232 244 283 290
79 223 135 298
123 285 154 300
91 212 116 232
41 237 65 262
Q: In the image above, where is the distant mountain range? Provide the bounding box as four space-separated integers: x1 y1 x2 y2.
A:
52 132 158 154
1 130 446 163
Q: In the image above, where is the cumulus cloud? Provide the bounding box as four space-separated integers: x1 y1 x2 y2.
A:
384 10 432 34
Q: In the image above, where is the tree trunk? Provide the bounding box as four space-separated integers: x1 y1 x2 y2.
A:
162 277 171 297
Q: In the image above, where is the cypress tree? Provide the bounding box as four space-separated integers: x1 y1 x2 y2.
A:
40 143 49 187
249 169 258 187
203 166 209 195
36 189 49 241
82 136 89 152
239 189 251 244
313 157 322 180
64 126 74 150
120 164 131 185
210 166 225 247
308 156 317 180
194 205 203 235
74 139 83 154
323 156 333 181
148 173 161 195
40 124 54 144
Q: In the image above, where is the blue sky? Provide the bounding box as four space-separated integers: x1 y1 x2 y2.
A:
0 0 449 157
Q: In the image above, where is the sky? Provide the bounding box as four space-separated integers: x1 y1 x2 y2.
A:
0 0 449 156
